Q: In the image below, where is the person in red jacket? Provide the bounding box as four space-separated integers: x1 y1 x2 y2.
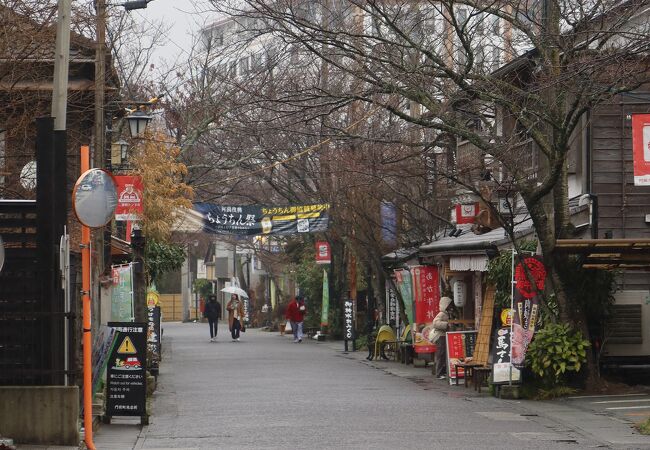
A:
285 295 306 343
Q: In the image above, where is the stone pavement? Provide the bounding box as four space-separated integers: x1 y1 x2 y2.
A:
17 322 650 449
339 339 650 448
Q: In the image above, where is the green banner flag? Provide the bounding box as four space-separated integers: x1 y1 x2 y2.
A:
321 269 330 327
111 264 134 322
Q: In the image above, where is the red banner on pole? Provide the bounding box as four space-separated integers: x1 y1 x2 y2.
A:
632 114 650 186
114 176 144 221
511 255 546 368
411 265 439 353
315 241 331 264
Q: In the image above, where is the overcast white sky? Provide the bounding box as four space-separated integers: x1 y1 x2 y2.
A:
130 0 215 68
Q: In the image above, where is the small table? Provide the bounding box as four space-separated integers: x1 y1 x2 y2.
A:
452 361 484 387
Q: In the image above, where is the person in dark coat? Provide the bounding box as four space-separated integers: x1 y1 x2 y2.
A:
203 294 222 342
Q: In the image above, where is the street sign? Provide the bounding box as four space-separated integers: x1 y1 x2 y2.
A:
343 299 355 352
106 322 147 418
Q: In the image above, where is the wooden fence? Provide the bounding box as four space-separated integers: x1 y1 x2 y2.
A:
159 294 184 322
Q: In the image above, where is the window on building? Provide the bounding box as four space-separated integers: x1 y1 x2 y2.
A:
457 9 468 67
213 30 224 46
0 130 5 190
239 57 250 76
251 53 263 72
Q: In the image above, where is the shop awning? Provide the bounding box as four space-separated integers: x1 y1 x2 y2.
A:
449 255 489 271
555 239 650 269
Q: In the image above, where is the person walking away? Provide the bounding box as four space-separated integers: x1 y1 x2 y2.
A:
285 296 306 343
227 294 245 342
431 296 453 379
203 294 221 342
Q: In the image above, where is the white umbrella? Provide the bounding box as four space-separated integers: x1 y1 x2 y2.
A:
221 285 249 298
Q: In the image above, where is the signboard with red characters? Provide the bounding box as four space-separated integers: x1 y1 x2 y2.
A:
411 265 439 354
114 175 144 221
511 256 546 368
455 203 479 224
446 330 478 382
315 241 331 264
632 114 650 186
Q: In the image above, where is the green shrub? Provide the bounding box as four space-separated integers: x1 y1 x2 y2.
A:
525 323 589 387
637 418 650 435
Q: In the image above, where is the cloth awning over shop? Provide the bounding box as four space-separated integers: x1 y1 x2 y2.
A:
555 239 650 269
449 255 489 272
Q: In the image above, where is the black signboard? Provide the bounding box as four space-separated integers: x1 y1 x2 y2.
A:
106 322 147 417
386 284 397 325
147 306 161 368
343 299 355 352
194 203 330 235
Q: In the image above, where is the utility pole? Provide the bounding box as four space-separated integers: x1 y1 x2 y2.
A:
95 0 106 169
52 0 71 132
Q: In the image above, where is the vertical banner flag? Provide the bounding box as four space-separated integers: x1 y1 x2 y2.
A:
380 201 397 246
492 327 521 383
315 241 331 264
344 299 354 341
111 264 134 322
321 269 330 327
114 175 144 221
394 269 414 325
411 265 440 354
511 256 546 368
632 114 650 186
385 281 398 326
146 288 162 367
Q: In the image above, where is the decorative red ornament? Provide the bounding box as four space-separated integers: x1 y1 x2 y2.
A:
514 257 546 299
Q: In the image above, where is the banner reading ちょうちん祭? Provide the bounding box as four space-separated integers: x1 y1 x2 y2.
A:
194 203 330 235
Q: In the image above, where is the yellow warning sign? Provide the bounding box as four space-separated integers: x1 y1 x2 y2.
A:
117 336 137 354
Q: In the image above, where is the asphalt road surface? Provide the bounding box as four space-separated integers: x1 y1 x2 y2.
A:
134 323 643 449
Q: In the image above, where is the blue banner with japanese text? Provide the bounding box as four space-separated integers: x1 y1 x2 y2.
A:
194 203 331 235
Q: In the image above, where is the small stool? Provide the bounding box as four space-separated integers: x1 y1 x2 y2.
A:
473 367 492 393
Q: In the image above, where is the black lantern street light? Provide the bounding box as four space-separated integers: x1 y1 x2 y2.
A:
112 139 129 164
126 111 153 138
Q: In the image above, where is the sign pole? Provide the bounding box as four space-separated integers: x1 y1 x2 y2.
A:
509 248 515 386
80 145 96 449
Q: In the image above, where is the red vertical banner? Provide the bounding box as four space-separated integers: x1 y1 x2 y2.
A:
511 256 546 368
632 114 650 186
114 175 144 221
315 241 331 264
411 265 439 353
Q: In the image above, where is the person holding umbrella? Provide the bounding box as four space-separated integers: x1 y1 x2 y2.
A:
226 294 245 342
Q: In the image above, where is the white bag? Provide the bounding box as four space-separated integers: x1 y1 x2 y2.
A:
285 321 292 332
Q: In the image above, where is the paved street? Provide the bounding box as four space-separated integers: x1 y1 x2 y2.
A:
94 322 650 450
